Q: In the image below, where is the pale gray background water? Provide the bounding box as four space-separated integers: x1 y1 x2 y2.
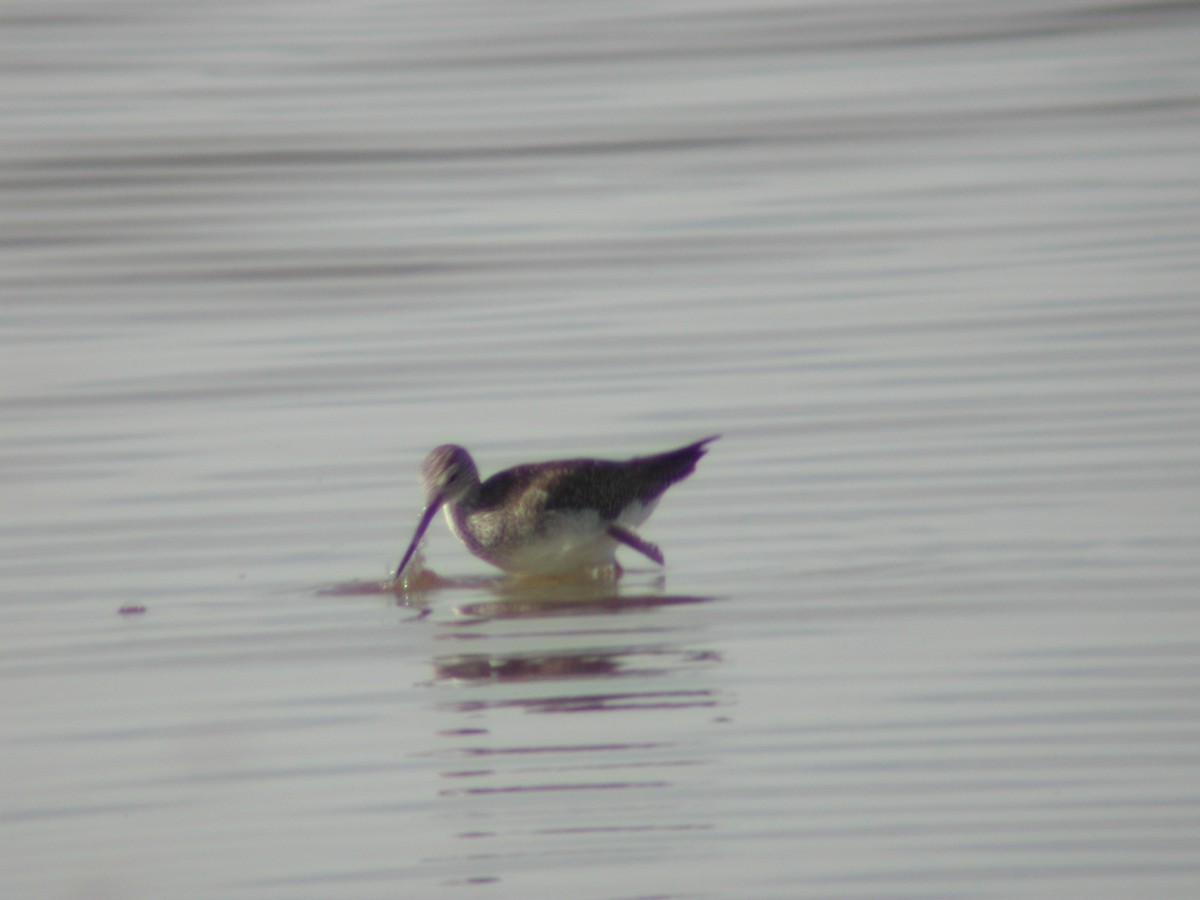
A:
3 1 1199 897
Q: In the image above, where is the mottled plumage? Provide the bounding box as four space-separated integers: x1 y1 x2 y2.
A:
395 436 717 579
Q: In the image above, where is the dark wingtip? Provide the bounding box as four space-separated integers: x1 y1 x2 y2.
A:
685 434 720 460
678 434 719 459
630 434 719 499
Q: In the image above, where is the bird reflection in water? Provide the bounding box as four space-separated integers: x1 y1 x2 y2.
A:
429 582 718 699
324 555 719 695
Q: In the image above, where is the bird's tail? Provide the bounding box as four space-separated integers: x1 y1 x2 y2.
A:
635 434 719 494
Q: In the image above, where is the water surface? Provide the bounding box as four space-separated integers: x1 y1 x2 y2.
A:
3 1 1200 897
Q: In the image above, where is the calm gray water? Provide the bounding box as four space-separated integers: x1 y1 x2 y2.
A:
3 1 1200 897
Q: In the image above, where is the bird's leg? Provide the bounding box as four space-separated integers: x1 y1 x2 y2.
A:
607 524 665 565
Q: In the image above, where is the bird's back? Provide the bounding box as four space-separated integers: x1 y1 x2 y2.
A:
473 435 716 522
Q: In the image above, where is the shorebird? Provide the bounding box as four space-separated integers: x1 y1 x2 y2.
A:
394 436 717 580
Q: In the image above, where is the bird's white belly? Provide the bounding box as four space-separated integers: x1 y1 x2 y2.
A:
498 509 616 574
455 499 657 575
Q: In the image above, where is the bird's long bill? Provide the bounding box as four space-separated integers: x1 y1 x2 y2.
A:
394 497 443 580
